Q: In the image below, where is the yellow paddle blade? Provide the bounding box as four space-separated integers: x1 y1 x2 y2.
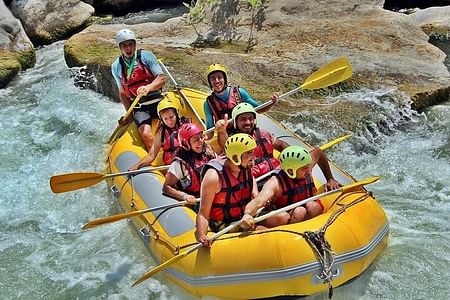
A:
82 209 149 230
50 172 105 193
319 134 352 151
342 176 380 193
301 57 352 90
132 251 191 286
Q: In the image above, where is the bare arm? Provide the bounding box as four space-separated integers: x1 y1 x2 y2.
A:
273 137 290 152
244 176 278 216
255 93 279 114
162 163 198 205
310 147 340 190
118 89 131 111
241 176 280 230
136 74 167 96
215 113 229 150
195 168 220 247
129 129 162 170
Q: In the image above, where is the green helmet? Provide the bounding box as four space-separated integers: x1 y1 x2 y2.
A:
224 133 257 166
231 102 257 129
279 146 312 179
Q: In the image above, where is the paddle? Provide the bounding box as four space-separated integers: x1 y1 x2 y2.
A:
81 169 275 230
82 199 200 230
132 175 380 286
159 60 207 129
80 134 351 228
50 165 170 194
318 134 352 151
108 94 142 144
203 57 352 135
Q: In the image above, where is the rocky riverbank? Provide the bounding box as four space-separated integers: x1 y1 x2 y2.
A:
2 0 450 112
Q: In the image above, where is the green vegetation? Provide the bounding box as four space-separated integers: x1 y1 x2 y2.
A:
0 52 21 88
183 0 264 52
246 0 262 52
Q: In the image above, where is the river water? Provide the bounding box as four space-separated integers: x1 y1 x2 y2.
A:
0 30 449 300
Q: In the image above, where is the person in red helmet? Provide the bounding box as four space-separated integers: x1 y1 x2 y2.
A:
163 123 217 211
111 29 167 151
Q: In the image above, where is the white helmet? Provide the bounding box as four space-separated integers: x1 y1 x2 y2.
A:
116 29 136 46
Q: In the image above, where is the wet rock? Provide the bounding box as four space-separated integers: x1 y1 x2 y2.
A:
64 0 450 111
0 0 35 89
9 0 95 46
409 6 450 39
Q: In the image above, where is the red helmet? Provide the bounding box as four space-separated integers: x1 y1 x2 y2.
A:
178 123 203 150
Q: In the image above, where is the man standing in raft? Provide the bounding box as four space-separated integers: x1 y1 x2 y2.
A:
241 146 340 229
195 134 258 247
111 29 166 150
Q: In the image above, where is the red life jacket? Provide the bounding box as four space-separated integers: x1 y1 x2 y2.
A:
202 159 253 225
252 127 280 178
119 49 156 98
206 86 242 124
174 154 210 197
161 126 180 165
271 170 317 209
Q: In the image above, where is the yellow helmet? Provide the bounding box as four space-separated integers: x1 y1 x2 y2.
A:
157 97 180 119
224 133 257 166
206 63 228 88
279 146 312 179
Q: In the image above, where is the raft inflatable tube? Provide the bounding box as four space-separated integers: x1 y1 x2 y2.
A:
104 88 389 299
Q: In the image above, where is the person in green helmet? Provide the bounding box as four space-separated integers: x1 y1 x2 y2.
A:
204 63 278 137
216 102 290 179
195 133 259 247
240 145 340 229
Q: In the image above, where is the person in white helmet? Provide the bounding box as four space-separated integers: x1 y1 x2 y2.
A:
111 29 167 151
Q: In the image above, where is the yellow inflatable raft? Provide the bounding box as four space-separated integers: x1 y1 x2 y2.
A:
104 88 389 299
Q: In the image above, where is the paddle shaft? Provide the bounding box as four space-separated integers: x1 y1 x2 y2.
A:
132 176 379 285
50 165 170 193
203 59 351 135
103 165 170 179
84 170 273 229
159 61 206 129
108 95 142 143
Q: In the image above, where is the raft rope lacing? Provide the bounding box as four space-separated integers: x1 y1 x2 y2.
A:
123 173 370 298
176 190 370 299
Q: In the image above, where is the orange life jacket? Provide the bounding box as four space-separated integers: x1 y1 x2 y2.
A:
252 127 280 178
271 170 317 209
206 86 242 124
202 159 253 225
161 126 180 165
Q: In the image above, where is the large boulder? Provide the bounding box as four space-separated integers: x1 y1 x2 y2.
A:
64 0 450 111
0 0 35 88
83 0 184 15
9 0 95 46
409 6 450 38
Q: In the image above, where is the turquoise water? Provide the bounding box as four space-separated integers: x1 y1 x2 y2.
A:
0 41 449 299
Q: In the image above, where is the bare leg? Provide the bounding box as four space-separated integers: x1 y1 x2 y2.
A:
305 201 323 220
289 206 307 224
139 123 153 151
261 212 291 228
